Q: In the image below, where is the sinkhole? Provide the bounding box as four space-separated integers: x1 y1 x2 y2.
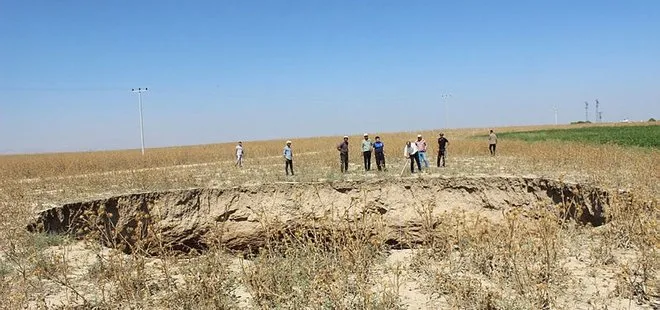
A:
27 176 609 255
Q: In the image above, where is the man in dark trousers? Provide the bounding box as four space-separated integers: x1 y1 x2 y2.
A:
404 141 421 173
283 140 294 175
337 136 349 173
361 133 373 171
373 136 386 171
488 130 497 155
437 133 449 167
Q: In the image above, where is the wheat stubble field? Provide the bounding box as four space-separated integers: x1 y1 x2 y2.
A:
0 123 658 309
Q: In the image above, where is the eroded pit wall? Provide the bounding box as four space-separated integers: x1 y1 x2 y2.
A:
27 176 609 254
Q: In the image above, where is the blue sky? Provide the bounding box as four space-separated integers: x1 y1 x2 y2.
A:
1 0 658 153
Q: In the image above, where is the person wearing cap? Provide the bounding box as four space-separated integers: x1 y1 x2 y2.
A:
488 130 498 155
235 141 244 168
361 133 373 171
403 141 421 173
415 134 430 169
437 133 449 167
337 136 349 173
283 140 294 175
373 136 386 171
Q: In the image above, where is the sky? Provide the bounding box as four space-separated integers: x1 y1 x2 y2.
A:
1 0 658 153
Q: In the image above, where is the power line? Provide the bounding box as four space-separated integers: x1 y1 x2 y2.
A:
0 84 224 92
441 93 452 129
0 87 128 92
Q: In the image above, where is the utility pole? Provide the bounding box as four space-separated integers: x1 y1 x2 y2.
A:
553 105 558 125
598 111 603 123
584 101 589 122
442 93 452 129
131 88 148 155
595 99 599 123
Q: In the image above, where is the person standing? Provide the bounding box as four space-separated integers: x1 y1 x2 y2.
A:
373 136 386 171
361 133 373 171
437 133 449 167
283 140 294 175
235 141 244 167
488 130 498 155
404 141 421 173
415 134 429 169
337 136 349 173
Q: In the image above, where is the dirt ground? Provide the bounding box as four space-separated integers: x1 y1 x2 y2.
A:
26 175 657 309
2 131 658 309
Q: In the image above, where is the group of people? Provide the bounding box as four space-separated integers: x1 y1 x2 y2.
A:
234 140 295 175
401 133 451 173
337 133 388 173
234 130 498 175
337 132 453 174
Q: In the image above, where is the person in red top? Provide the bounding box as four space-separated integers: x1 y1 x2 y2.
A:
437 133 449 167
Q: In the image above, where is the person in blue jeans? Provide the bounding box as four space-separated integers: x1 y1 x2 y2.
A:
373 136 386 171
415 134 430 169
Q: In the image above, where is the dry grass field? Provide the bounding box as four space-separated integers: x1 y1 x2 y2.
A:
0 123 658 309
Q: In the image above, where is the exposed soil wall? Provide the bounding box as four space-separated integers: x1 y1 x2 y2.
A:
27 176 609 254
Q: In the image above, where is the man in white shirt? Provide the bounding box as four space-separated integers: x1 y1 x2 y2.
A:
235 141 244 167
283 140 293 175
403 141 421 173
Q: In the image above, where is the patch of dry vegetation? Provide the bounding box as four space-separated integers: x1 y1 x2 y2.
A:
244 216 401 309
0 123 658 309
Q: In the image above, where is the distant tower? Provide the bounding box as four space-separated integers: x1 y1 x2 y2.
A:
553 105 558 125
598 111 603 123
595 99 600 123
585 101 589 122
